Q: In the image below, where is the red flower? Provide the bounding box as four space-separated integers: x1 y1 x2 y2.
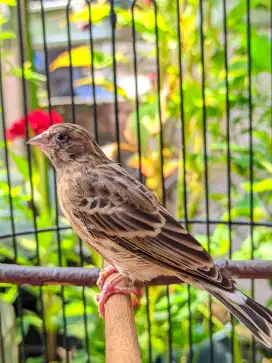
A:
6 109 64 141
147 72 157 83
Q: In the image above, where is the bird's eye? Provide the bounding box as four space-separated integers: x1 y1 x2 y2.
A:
55 132 68 143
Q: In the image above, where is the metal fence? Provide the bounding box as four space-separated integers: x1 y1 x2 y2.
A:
0 1 271 363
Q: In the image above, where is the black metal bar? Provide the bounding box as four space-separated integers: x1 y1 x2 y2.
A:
85 0 99 141
222 0 234 361
16 1 40 360
199 1 213 361
179 220 272 227
246 1 255 362
40 1 69 361
39 1 65 361
66 1 76 122
176 0 193 359
66 3 90 362
109 0 121 163
0 27 22 363
0 225 71 239
79 239 91 363
152 1 173 360
131 2 152 361
131 2 142 182
144 288 152 363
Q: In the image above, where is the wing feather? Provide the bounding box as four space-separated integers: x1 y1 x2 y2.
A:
70 163 233 291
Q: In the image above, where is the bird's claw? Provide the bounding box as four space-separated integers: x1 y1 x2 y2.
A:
96 265 143 318
96 266 118 290
96 283 141 318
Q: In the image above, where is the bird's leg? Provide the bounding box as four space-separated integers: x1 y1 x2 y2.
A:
96 266 142 318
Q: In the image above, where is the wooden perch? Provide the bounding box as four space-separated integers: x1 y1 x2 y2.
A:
0 260 272 287
103 261 141 363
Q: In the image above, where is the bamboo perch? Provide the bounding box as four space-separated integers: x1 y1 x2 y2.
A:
103 261 141 363
0 260 272 286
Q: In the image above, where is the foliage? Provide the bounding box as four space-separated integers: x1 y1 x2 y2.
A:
0 1 44 84
0 0 271 362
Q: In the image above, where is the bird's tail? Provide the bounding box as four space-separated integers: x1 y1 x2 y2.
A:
199 282 272 348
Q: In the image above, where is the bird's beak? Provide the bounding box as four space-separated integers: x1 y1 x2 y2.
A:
27 133 49 147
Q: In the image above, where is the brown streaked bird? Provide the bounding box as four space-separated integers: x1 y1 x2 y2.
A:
28 123 272 347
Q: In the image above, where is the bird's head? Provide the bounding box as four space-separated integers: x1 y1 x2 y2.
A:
27 123 109 169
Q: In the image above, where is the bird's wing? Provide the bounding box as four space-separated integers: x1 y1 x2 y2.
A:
73 164 166 238
73 164 233 291
115 212 233 291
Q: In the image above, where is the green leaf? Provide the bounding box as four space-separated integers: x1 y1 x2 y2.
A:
0 286 18 304
117 8 174 39
26 357 45 363
257 243 272 259
0 31 15 40
9 63 46 84
22 310 43 332
241 179 272 193
251 33 271 72
69 4 110 24
35 214 54 251
227 0 265 28
126 101 160 153
260 161 272 173
197 304 225 330
252 130 271 147
65 301 93 317
0 0 16 5
233 228 272 260
0 13 7 25
0 246 30 265
211 225 230 256
227 56 248 79
17 237 37 252
8 150 30 181
43 294 63 332
220 193 266 220
70 3 175 43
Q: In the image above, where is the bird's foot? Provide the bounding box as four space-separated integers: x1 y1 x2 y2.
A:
96 266 118 290
96 265 143 318
96 283 141 318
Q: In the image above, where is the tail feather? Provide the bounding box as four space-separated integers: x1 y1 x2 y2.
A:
200 283 272 348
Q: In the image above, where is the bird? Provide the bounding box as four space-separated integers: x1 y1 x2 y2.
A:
28 123 272 348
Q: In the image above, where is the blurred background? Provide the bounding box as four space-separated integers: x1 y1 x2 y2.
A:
0 0 271 362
